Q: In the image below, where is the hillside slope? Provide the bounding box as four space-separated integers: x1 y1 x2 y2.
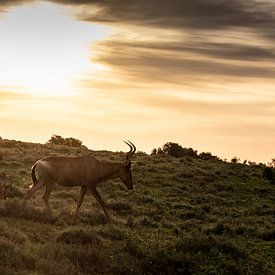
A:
0 139 274 274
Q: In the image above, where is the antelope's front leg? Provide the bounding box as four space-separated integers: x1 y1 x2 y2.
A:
73 186 87 223
42 184 53 213
90 187 110 222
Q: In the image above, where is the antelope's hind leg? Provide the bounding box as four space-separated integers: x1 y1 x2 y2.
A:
23 180 46 202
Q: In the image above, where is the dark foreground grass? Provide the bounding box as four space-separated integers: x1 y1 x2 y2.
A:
0 138 274 274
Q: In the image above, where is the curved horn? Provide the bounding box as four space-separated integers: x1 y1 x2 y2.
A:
127 140 136 154
124 140 136 163
124 141 133 163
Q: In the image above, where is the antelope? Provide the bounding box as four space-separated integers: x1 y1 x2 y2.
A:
23 141 136 222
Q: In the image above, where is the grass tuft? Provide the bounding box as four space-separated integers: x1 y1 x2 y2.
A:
56 227 102 245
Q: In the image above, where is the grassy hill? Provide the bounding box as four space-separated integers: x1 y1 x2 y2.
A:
0 138 274 274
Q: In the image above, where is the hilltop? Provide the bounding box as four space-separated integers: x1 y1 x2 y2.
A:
0 138 274 274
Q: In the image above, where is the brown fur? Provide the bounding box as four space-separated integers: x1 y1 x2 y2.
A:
24 142 136 222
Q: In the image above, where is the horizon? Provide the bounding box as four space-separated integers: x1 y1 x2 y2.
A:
1 1 275 163
0 134 271 164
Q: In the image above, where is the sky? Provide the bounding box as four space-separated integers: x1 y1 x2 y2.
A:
0 0 274 163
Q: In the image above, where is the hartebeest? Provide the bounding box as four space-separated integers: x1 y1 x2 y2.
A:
23 141 136 221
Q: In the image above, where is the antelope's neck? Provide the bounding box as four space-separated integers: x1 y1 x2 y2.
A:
97 161 121 182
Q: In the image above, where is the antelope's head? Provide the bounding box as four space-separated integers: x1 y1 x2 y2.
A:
118 141 136 190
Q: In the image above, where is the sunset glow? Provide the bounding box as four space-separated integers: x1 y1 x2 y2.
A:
0 2 110 96
0 0 274 162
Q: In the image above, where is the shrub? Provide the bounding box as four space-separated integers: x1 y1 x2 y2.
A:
231 157 238 163
262 167 275 184
199 152 219 161
46 135 82 147
0 198 57 223
163 142 185 158
0 239 35 271
0 183 23 199
155 142 199 158
0 221 29 244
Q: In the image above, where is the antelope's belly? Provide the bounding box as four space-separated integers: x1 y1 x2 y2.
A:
56 177 85 187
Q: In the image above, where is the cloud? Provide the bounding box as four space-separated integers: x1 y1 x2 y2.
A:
115 40 275 62
0 90 33 100
90 38 275 86
1 1 275 37
53 0 274 83
1 1 275 86
1 0 274 81
1 0 264 38
49 0 275 38
135 92 275 117
0 0 33 8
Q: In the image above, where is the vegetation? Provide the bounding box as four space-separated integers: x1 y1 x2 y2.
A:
152 141 219 161
263 167 275 184
0 138 274 274
46 134 83 147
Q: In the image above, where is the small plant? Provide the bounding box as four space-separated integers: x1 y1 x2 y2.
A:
231 157 239 163
0 183 23 199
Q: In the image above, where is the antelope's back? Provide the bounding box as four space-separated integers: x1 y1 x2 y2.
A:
36 156 99 186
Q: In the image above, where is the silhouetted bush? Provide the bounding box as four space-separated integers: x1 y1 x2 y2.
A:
199 152 219 161
151 147 164 155
46 135 82 147
163 142 185 158
262 167 275 184
231 157 238 163
153 142 198 158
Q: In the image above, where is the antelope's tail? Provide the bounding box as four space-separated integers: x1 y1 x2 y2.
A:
31 163 38 185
